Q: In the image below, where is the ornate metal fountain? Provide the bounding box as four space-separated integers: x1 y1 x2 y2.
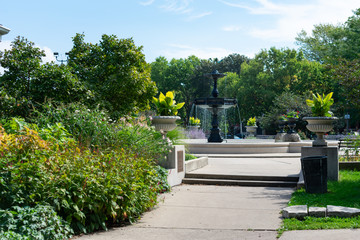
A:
194 70 237 142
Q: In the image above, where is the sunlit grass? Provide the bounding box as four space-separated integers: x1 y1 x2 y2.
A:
278 171 360 236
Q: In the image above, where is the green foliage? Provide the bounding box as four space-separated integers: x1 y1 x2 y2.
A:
0 37 91 120
31 63 90 104
285 110 299 119
330 58 360 112
185 153 197 161
306 92 334 117
279 171 360 234
246 117 256 126
217 72 241 98
216 54 249 76
68 33 157 118
0 205 72 240
0 36 45 100
31 102 171 161
152 91 184 116
296 24 348 63
188 117 200 126
296 8 360 62
289 171 360 208
165 127 185 146
236 47 327 121
280 216 360 236
0 119 171 234
260 91 311 134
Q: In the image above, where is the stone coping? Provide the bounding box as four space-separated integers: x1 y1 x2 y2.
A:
185 157 208 173
283 205 360 219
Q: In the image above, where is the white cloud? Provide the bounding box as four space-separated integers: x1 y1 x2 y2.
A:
160 0 193 14
139 0 155 6
142 0 212 20
223 25 242 32
161 43 234 60
220 0 359 42
41 46 56 63
187 11 212 21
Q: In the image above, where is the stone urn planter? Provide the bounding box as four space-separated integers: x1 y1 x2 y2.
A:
303 117 338 147
275 120 287 142
287 117 298 134
245 126 257 137
152 116 180 133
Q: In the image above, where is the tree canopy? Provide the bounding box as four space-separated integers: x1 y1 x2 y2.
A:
68 33 157 118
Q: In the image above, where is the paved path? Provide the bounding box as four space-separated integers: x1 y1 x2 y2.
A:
75 185 293 240
192 156 301 177
73 151 360 239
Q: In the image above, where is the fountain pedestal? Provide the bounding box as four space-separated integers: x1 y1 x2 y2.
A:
193 70 237 143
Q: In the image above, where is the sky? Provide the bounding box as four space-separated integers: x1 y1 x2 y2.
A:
0 0 359 64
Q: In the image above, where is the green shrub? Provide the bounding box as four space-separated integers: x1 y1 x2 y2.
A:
0 123 170 234
30 103 172 161
0 205 72 240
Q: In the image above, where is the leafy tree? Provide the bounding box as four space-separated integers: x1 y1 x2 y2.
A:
151 55 211 122
217 72 241 98
68 33 157 118
31 63 89 104
296 8 360 62
296 24 347 63
217 53 249 75
236 48 301 120
0 36 90 119
0 36 45 100
234 47 331 121
330 58 360 126
260 91 311 134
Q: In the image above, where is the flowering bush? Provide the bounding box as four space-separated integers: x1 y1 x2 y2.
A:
285 110 299 119
278 115 288 121
184 128 206 139
0 117 171 235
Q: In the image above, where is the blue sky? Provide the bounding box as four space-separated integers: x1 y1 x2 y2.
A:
0 0 359 63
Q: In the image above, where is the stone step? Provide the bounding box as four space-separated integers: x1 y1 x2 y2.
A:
195 153 301 158
185 173 299 182
182 178 298 188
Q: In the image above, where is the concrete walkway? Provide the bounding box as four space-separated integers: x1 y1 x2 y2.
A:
73 148 360 239
75 185 293 240
75 184 360 240
192 155 301 177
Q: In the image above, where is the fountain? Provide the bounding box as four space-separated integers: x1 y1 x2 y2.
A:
193 70 237 142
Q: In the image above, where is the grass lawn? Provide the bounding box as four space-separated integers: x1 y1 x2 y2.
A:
278 170 360 235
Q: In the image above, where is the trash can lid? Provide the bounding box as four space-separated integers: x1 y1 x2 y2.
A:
301 155 327 160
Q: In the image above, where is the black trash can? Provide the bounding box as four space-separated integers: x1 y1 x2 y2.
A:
300 156 327 194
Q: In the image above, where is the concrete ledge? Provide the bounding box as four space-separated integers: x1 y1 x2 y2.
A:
185 157 208 173
187 141 338 154
282 205 308 219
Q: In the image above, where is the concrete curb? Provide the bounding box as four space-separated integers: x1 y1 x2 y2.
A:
185 157 208 173
283 205 360 219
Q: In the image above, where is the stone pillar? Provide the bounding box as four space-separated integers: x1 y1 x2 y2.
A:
158 145 185 187
301 146 338 181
